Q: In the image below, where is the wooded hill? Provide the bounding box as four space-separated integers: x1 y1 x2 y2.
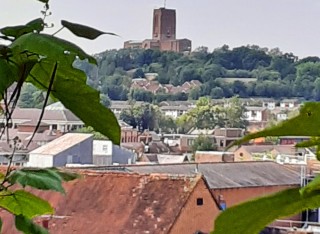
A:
76 45 320 103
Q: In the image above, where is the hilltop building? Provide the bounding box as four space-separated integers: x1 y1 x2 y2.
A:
124 8 192 53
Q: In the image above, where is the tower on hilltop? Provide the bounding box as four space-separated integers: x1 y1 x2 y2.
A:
152 8 176 41
124 6 191 53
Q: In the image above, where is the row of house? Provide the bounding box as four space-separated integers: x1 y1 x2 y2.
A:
0 161 302 233
131 78 202 94
109 98 301 121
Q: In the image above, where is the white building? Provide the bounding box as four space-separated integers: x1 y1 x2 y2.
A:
93 140 137 166
244 107 267 122
280 99 299 109
160 106 189 119
28 133 93 168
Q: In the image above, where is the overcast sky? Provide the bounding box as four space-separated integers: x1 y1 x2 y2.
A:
1 0 320 58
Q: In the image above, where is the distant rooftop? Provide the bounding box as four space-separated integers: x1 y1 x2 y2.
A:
30 133 93 156
45 102 66 111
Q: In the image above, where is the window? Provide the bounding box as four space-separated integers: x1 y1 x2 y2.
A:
196 198 203 206
67 155 73 164
102 145 108 152
251 110 257 117
187 139 194 146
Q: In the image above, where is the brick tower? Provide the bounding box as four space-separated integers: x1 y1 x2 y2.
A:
152 8 176 41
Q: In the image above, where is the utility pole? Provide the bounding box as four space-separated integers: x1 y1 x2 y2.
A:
164 0 166 8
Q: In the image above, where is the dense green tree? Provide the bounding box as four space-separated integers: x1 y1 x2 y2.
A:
83 45 320 102
120 104 158 131
223 96 248 128
314 78 320 101
192 134 217 152
210 87 224 99
129 89 154 102
189 87 201 100
18 84 45 108
132 68 145 78
202 64 225 82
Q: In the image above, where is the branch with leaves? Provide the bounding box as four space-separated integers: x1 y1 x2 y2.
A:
212 102 320 233
0 0 120 232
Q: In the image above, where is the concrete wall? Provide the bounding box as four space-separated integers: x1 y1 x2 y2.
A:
93 140 112 156
93 155 112 166
28 154 53 167
170 178 220 234
195 152 234 163
112 145 136 165
234 147 253 161
53 137 93 167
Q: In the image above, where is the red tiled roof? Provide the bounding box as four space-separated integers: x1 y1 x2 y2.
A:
0 171 203 234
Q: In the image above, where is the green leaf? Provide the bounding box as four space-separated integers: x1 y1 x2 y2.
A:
0 18 44 38
0 58 18 97
10 33 96 65
52 79 121 144
49 168 80 181
10 33 120 144
26 18 45 33
230 102 320 148
8 168 65 193
0 190 53 219
15 215 48 234
212 188 320 234
61 20 118 40
300 175 320 196
0 218 2 233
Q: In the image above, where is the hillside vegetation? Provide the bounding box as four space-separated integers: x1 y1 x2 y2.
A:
78 45 320 103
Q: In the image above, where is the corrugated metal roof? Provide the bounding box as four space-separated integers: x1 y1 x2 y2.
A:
124 161 300 189
29 133 93 156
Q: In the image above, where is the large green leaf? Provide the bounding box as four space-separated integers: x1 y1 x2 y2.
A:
10 33 96 65
300 175 320 196
0 190 53 219
230 102 320 147
61 20 118 40
8 168 65 193
212 188 320 234
0 58 18 97
52 79 120 144
15 215 48 234
10 33 120 144
49 168 80 181
0 18 44 38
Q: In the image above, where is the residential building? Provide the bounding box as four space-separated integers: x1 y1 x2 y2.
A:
0 103 84 133
124 161 301 231
28 133 93 167
262 99 277 110
159 105 189 119
279 136 311 145
214 128 244 149
233 145 308 163
244 106 269 122
119 120 139 143
0 172 219 234
280 99 300 109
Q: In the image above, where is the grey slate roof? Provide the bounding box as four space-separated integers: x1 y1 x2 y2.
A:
124 161 300 189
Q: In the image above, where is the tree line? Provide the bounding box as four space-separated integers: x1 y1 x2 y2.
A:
19 45 320 108
79 45 320 103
